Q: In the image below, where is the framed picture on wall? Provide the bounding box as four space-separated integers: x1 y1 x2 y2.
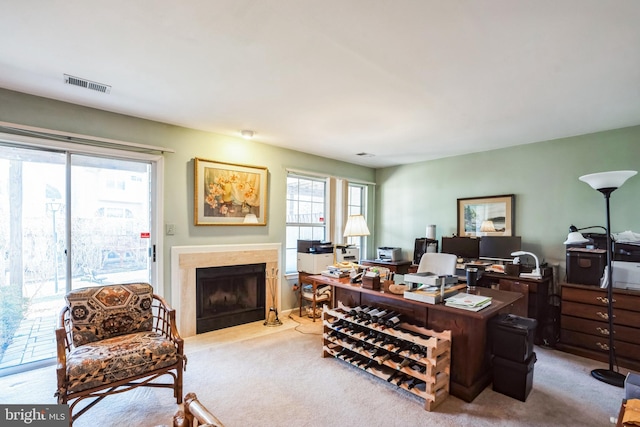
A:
194 158 268 226
457 194 515 237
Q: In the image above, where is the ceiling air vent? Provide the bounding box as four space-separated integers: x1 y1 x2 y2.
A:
64 74 111 94
356 152 374 157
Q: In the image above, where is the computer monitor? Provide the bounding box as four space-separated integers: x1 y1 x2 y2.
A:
441 237 480 260
479 236 522 261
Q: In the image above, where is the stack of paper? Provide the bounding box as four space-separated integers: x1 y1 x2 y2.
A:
444 293 492 311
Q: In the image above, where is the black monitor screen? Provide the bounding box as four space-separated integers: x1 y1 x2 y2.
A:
441 237 480 260
479 236 522 260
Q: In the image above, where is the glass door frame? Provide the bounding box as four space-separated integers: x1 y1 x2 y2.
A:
0 131 165 294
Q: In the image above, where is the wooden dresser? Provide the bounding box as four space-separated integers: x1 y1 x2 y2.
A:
557 282 640 372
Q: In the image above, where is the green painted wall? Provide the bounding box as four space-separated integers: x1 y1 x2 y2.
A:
375 127 640 282
2 88 639 306
0 88 376 310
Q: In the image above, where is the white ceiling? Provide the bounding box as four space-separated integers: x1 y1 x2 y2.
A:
2 1 639 168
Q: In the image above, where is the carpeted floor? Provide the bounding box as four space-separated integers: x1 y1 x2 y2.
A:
0 313 630 426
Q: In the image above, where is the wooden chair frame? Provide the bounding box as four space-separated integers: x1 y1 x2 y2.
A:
55 292 186 425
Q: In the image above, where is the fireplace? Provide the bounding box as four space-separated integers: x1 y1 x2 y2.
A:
171 243 281 337
196 263 266 333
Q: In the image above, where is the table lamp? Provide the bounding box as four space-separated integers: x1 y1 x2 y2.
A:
578 169 637 387
339 214 370 264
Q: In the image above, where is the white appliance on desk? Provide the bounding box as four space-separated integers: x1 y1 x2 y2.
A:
336 246 359 263
297 252 333 274
612 261 640 290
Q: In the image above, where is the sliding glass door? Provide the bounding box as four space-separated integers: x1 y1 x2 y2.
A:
0 143 157 375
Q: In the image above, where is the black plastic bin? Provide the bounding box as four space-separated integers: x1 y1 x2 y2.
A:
489 313 537 363
492 352 536 401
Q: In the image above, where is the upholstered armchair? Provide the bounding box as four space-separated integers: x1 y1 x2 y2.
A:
55 283 186 424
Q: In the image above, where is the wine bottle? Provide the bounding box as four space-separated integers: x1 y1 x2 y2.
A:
386 370 401 383
357 306 375 321
362 307 381 323
348 305 369 318
410 363 426 374
333 320 347 331
335 348 349 358
384 313 403 328
394 341 413 354
375 310 397 326
372 333 386 345
363 359 379 371
410 344 427 359
397 357 412 369
376 350 391 362
329 317 342 327
395 374 409 386
408 379 425 390
367 309 387 324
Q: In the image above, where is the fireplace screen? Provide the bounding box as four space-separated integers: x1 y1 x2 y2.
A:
196 263 266 333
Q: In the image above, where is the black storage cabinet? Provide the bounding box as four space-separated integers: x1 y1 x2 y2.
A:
566 248 606 285
489 313 537 362
492 352 537 402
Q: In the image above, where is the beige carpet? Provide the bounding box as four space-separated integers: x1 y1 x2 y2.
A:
0 314 629 426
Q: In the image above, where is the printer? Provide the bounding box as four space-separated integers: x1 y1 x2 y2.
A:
297 240 334 274
377 247 402 262
336 245 359 263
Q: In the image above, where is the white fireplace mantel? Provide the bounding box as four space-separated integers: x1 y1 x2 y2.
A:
170 243 281 337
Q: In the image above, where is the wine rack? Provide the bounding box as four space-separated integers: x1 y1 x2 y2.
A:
322 302 451 411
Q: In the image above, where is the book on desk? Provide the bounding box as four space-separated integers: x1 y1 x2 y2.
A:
444 293 492 311
403 283 466 304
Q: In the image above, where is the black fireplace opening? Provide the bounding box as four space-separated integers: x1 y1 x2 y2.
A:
196 263 266 333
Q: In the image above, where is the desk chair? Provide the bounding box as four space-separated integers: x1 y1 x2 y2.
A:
417 253 457 276
299 284 331 321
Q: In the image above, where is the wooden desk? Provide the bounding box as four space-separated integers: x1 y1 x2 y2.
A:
360 259 413 275
307 275 524 402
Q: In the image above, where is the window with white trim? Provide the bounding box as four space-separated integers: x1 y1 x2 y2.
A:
346 182 367 251
285 174 327 274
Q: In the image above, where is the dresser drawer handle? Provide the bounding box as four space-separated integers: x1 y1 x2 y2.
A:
595 342 610 351
595 327 610 336
596 296 616 304
596 311 609 320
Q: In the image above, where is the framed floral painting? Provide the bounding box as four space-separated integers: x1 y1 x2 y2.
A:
194 158 268 225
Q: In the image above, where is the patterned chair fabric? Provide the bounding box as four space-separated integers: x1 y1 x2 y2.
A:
66 283 154 347
56 283 185 425
66 331 179 393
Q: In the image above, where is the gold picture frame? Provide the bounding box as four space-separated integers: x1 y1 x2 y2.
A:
194 158 268 226
457 194 515 237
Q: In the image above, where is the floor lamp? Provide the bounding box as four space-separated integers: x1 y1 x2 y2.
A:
578 170 637 387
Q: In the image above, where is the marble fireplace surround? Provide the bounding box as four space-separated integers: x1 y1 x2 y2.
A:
171 243 281 337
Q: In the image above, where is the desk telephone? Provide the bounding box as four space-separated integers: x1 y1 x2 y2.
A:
350 272 363 284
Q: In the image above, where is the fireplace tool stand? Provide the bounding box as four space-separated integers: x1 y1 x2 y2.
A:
264 268 282 327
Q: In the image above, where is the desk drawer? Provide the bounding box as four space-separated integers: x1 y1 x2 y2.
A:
562 286 640 312
561 315 640 345
561 301 638 327
560 329 640 359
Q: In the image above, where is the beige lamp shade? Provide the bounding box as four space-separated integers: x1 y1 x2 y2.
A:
343 214 370 237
